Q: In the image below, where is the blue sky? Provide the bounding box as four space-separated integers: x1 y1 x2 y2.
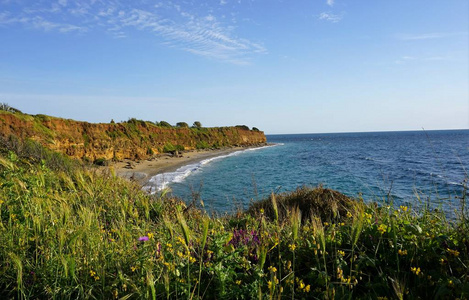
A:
0 0 468 134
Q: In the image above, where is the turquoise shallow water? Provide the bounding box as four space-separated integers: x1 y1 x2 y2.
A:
149 130 468 213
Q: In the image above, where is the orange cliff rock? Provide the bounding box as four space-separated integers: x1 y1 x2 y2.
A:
0 112 267 161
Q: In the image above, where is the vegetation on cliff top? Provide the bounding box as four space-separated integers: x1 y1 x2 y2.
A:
0 138 468 299
0 105 266 162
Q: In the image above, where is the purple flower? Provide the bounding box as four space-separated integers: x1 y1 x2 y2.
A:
138 236 149 242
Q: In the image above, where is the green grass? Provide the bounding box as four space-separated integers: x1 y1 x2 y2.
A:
0 142 468 299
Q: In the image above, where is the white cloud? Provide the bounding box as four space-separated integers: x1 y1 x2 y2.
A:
0 1 267 64
326 0 334 7
318 12 343 23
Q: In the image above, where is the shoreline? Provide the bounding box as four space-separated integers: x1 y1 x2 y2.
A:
112 145 269 186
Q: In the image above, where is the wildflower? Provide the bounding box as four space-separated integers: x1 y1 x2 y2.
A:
189 256 196 263
305 285 311 292
94 276 100 281
346 211 352 218
268 266 277 273
398 249 407 256
138 236 149 242
411 267 421 276
112 289 118 299
235 280 242 285
323 222 329 226
378 224 387 235
147 232 154 239
365 212 372 219
447 248 460 257
337 250 345 257
267 281 273 290
400 206 408 212
89 270 96 277
131 266 137 272
288 244 297 251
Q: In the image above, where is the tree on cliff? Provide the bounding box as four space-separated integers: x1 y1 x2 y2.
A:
176 122 189 128
192 121 202 128
158 121 172 127
0 103 22 113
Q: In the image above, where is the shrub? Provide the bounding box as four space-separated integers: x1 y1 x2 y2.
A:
176 122 189 128
235 125 250 130
93 158 108 166
252 127 260 131
159 121 172 127
0 103 22 113
192 121 202 128
163 143 184 153
196 140 210 149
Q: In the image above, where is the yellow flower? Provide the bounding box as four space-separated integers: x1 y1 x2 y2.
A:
305 284 311 292
447 248 460 257
94 276 100 281
89 270 96 277
131 266 137 272
337 250 345 257
267 281 272 290
288 244 297 251
268 266 277 273
411 267 421 275
323 222 329 226
400 206 408 212
346 211 352 218
235 280 242 285
147 232 154 239
398 249 407 256
378 224 387 235
189 256 196 263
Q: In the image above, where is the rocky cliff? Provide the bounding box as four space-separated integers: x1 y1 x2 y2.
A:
0 111 267 161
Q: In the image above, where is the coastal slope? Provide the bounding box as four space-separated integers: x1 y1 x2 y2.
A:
0 111 266 161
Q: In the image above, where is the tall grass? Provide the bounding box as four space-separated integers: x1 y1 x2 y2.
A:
0 141 468 299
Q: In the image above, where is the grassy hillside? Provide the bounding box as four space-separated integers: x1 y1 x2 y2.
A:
0 138 467 299
0 110 266 162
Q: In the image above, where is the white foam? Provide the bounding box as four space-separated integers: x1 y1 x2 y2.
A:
143 145 276 193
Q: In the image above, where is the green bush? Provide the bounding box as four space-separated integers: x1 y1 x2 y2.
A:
159 121 172 128
235 125 250 130
176 122 189 128
196 140 210 149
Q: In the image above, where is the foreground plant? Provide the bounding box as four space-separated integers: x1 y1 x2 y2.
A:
0 141 468 299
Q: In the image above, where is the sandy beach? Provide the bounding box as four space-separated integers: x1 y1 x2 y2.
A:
112 147 256 185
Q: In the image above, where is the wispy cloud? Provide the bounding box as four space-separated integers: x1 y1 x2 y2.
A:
0 0 266 64
396 32 467 41
318 12 343 23
326 0 334 7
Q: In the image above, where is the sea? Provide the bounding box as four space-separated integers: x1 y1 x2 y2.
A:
144 130 468 214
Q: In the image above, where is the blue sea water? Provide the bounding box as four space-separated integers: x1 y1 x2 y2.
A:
146 130 468 213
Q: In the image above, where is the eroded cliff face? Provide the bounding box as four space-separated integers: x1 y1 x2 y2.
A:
0 112 267 161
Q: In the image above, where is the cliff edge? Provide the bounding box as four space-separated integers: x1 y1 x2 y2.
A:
0 111 267 161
